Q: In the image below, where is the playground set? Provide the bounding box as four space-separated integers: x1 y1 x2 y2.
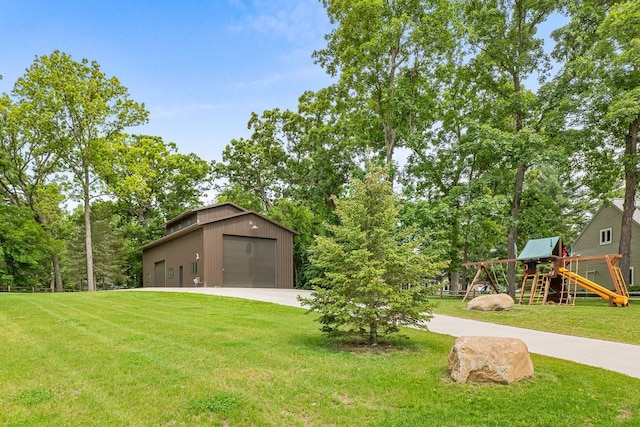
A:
461 236 630 307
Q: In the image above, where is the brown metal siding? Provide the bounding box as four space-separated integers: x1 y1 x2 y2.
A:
196 205 244 224
165 214 197 235
203 214 294 288
143 229 204 287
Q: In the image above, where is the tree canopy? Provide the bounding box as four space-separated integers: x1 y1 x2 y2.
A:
2 1 636 296
0 52 211 291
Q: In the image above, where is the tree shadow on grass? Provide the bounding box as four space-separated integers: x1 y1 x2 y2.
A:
291 332 422 356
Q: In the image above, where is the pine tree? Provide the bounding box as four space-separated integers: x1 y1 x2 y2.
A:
299 164 447 344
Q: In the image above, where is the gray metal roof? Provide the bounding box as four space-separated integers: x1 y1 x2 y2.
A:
517 236 560 261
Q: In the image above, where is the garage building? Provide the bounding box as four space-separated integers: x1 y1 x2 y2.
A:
141 202 297 288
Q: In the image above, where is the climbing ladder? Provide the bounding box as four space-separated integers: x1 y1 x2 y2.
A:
519 273 550 305
556 276 576 305
613 266 630 299
518 273 536 304
530 274 549 305
557 258 578 306
606 254 630 299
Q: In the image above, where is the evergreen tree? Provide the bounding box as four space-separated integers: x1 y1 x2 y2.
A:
300 164 447 345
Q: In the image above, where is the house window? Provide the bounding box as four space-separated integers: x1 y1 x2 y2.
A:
630 267 635 286
599 228 612 245
145 273 151 283
191 262 198 274
168 268 174 279
586 271 596 282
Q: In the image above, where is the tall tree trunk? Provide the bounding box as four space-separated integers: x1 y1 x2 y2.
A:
369 322 378 345
507 162 526 297
450 205 461 295
84 170 96 292
619 117 639 281
384 124 397 166
450 271 460 295
507 56 527 298
462 240 470 291
384 45 400 167
34 216 64 292
53 256 63 292
507 68 526 297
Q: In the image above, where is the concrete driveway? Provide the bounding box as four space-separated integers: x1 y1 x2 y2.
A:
135 287 640 380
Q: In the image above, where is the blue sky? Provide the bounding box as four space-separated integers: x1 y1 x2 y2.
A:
0 0 333 162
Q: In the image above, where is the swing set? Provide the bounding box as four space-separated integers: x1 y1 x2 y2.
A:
461 259 510 302
461 236 630 307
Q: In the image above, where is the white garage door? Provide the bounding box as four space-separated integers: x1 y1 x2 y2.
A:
223 235 276 288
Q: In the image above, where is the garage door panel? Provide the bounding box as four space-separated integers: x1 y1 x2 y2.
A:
223 235 275 288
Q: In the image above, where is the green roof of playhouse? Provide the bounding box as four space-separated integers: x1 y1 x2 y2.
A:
517 236 560 261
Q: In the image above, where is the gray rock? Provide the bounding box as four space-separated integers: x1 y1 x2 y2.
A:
448 336 534 384
467 294 514 311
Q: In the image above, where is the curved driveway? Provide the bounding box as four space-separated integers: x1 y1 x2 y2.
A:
135 287 640 380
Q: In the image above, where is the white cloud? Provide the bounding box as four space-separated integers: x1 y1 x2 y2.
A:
226 0 330 46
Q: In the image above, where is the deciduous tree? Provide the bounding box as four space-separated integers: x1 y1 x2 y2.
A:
12 51 148 291
552 0 640 278
314 0 455 166
101 134 213 227
460 0 562 295
0 202 53 289
0 93 66 290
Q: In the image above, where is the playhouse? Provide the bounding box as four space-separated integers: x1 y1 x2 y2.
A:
462 236 629 307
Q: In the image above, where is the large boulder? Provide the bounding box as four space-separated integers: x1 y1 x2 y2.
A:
448 336 534 384
467 294 514 311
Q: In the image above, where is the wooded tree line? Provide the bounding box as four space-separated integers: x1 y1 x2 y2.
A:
0 53 213 291
1 0 637 293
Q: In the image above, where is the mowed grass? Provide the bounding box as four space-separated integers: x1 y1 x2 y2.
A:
0 292 639 426
433 296 640 345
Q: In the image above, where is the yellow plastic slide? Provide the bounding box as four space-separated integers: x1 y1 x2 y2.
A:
558 267 629 306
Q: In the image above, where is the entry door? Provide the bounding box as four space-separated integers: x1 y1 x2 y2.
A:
154 261 166 287
179 266 184 287
223 235 276 288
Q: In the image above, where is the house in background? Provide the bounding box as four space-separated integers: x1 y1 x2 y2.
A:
142 202 298 288
572 199 638 289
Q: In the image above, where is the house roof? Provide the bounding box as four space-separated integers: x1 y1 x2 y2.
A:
574 198 640 248
612 198 640 225
517 236 560 261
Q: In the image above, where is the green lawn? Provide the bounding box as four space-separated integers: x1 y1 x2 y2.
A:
432 296 640 345
1 291 639 426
